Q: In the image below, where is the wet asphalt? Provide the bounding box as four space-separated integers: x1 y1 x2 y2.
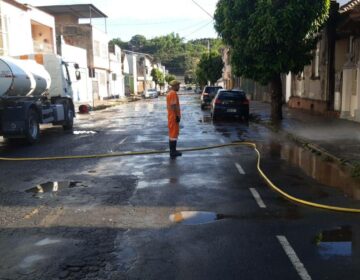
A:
0 93 360 280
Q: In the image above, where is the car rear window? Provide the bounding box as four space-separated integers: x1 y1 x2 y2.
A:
217 91 246 100
204 87 222 94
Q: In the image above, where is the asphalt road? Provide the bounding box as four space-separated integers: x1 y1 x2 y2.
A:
0 93 360 280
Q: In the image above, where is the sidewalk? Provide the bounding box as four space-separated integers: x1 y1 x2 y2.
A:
250 101 360 175
75 96 142 112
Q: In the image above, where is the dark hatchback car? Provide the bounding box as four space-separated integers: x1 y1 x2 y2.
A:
210 89 249 121
200 86 223 109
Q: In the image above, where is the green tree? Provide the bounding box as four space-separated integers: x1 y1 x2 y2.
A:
109 38 129 50
110 34 224 84
165 74 176 84
214 0 330 122
129 35 148 52
196 52 224 87
151 68 165 88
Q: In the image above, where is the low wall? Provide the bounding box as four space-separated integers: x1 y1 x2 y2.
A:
288 97 340 117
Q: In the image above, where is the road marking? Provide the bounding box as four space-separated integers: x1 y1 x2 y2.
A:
249 188 267 208
119 137 128 144
235 163 246 175
277 236 312 280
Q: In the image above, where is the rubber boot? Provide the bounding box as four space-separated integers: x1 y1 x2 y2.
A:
174 140 182 157
169 140 177 159
169 140 182 159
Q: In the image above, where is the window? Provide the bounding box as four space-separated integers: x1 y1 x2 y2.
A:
0 14 9 55
94 40 100 57
101 43 107 59
312 42 320 78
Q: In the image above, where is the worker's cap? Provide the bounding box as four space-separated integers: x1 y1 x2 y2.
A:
169 80 181 86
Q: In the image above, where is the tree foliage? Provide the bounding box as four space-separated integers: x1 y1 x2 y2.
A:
165 74 176 84
214 0 330 120
110 34 223 80
151 68 165 87
196 52 224 86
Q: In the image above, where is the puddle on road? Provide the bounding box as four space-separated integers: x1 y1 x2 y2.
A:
26 181 87 195
169 211 223 225
35 238 61 246
314 226 353 259
73 130 97 135
265 142 360 200
137 179 172 189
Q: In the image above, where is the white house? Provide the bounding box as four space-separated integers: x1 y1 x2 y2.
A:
109 44 125 98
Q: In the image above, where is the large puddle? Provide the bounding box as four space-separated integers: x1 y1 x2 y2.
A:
315 226 353 259
265 142 360 200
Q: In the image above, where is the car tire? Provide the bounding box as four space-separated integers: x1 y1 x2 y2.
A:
25 108 40 144
212 112 218 121
243 112 249 122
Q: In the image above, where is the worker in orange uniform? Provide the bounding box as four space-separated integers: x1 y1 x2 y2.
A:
167 80 182 159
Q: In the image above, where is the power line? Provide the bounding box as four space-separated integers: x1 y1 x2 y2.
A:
191 0 214 19
176 19 212 33
104 18 205 27
184 21 213 39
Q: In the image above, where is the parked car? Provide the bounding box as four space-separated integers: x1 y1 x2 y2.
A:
210 89 249 121
200 86 223 110
143 89 158 98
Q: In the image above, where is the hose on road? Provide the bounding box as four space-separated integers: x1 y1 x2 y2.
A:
1 141 360 213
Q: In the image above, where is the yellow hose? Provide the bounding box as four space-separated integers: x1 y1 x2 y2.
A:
1 141 360 213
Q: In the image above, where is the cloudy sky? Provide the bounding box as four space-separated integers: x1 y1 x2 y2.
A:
18 0 350 42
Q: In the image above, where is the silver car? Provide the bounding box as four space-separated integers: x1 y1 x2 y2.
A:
143 89 158 98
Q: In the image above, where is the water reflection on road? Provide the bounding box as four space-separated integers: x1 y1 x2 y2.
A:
264 141 360 200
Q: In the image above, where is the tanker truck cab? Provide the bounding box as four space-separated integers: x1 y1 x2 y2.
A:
0 54 78 143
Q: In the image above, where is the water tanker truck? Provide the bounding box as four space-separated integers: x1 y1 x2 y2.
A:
0 54 80 143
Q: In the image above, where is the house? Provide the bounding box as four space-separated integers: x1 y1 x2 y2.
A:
108 44 125 98
287 0 360 123
220 47 269 101
122 51 156 95
0 1 91 106
136 53 154 94
38 4 111 102
337 0 360 121
287 1 339 116
123 52 138 96
0 0 56 56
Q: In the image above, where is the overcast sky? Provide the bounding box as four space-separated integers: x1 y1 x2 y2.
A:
18 0 350 42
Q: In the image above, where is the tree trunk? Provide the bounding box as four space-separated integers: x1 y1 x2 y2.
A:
270 75 283 122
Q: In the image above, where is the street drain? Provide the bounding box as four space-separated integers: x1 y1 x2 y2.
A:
26 181 86 194
169 211 223 225
314 226 352 259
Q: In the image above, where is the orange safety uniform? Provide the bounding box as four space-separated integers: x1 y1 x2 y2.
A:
166 90 181 140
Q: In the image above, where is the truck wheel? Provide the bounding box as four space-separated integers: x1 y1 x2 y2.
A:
25 109 40 143
63 108 74 130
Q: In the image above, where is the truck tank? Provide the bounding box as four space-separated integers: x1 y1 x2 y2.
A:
0 56 51 97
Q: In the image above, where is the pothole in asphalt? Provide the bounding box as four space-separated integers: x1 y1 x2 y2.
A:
169 211 224 225
72 130 97 135
314 226 352 259
26 181 87 194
